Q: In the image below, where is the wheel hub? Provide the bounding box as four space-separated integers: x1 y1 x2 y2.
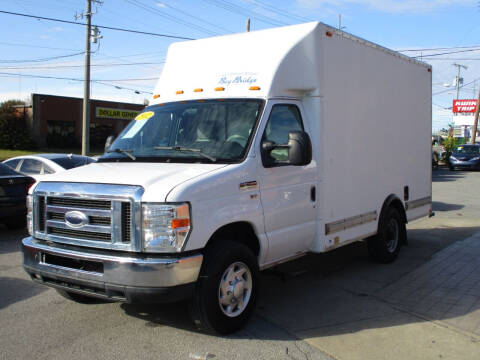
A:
218 262 252 317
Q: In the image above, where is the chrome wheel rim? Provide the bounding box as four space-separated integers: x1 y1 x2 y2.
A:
385 218 399 253
218 262 252 318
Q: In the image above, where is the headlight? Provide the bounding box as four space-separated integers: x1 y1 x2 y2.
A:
471 157 480 161
450 156 457 161
142 203 191 252
26 195 33 235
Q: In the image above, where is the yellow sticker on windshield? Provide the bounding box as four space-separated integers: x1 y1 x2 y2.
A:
135 111 154 121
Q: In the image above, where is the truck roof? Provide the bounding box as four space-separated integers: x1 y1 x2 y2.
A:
151 22 430 105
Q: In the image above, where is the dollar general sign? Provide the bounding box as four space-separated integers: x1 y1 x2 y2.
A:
96 107 140 120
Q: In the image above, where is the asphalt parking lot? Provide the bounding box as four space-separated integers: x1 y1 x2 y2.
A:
2 167 480 360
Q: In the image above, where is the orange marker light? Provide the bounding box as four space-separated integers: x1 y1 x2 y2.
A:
153 94 160 99
249 86 261 91
194 88 203 92
326 31 333 37
215 87 225 91
176 90 184 95
172 218 190 229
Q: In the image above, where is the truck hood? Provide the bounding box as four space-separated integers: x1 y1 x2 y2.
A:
39 162 228 200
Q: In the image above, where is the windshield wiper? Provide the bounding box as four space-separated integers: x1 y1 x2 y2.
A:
154 146 216 162
106 148 136 160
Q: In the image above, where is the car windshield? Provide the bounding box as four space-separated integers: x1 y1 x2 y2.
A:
51 156 95 170
98 99 264 163
453 145 480 155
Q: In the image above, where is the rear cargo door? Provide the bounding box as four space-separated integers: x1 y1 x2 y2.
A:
256 100 317 263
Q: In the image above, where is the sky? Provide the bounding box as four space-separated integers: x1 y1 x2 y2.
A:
1 0 480 131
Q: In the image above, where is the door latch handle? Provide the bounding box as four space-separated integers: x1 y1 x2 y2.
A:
310 186 316 202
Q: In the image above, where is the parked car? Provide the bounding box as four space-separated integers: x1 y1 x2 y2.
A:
3 154 95 181
449 144 480 171
0 163 35 229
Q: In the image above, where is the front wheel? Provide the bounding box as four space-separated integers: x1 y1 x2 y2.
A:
190 240 258 334
368 207 405 263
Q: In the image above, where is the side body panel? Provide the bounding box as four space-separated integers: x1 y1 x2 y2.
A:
312 29 432 252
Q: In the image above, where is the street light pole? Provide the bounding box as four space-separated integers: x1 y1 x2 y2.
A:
81 0 92 156
453 63 468 100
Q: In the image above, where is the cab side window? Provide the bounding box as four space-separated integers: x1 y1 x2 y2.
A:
262 104 304 162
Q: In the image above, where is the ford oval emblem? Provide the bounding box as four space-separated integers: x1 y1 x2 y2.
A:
64 211 88 228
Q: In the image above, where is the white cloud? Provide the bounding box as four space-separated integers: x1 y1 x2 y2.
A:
155 2 168 8
297 0 475 14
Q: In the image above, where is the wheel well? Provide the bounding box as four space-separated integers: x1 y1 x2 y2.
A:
205 222 260 257
380 194 408 243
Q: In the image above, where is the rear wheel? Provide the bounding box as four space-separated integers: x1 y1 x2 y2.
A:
368 207 405 263
190 240 258 334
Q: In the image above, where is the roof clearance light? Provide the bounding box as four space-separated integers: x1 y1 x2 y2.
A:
215 87 225 91
194 88 203 92
249 86 261 91
176 90 184 95
326 31 333 37
153 94 160 99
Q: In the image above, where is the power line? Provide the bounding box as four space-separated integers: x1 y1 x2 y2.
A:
412 48 480 58
0 41 80 51
123 0 220 36
0 62 164 70
0 71 153 94
160 0 233 34
0 52 84 63
0 10 195 40
399 45 480 52
250 0 312 23
201 0 287 27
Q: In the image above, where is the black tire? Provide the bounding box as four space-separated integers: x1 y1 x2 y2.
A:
368 207 405 263
449 165 454 171
55 289 110 304
190 240 258 335
5 216 26 230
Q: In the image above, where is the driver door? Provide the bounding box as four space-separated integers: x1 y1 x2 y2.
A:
256 100 317 264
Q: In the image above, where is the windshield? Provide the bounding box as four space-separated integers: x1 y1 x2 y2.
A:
99 99 264 163
453 145 480 155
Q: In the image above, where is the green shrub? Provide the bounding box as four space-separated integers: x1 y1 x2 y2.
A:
0 100 35 149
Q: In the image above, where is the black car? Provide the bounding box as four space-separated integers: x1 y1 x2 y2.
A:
0 163 35 229
449 144 480 171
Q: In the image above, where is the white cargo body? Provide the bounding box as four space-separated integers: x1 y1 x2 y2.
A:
23 22 432 334
152 21 432 257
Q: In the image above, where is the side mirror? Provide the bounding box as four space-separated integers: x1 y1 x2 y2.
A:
288 131 312 166
104 135 114 151
261 131 312 167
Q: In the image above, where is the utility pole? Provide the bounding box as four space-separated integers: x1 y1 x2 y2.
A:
77 0 102 156
246 18 250 32
453 63 468 99
338 14 346 31
81 0 92 156
471 85 480 144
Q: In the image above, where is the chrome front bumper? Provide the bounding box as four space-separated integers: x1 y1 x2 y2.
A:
22 237 203 302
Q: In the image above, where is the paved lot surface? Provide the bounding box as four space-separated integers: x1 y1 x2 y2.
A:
1 167 480 360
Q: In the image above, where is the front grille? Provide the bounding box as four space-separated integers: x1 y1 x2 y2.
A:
121 202 131 243
38 196 45 231
90 216 111 226
48 197 111 210
49 213 64 221
49 227 111 242
33 182 142 252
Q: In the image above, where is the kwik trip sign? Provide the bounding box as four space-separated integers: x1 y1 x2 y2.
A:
96 107 140 120
453 99 478 113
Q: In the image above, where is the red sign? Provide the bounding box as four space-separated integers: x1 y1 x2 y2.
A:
453 99 478 113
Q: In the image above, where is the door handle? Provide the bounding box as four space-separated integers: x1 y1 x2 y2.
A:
310 186 316 202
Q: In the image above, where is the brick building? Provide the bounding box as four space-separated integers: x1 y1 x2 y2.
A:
26 94 145 150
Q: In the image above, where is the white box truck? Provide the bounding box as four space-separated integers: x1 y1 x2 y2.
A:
22 22 432 334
